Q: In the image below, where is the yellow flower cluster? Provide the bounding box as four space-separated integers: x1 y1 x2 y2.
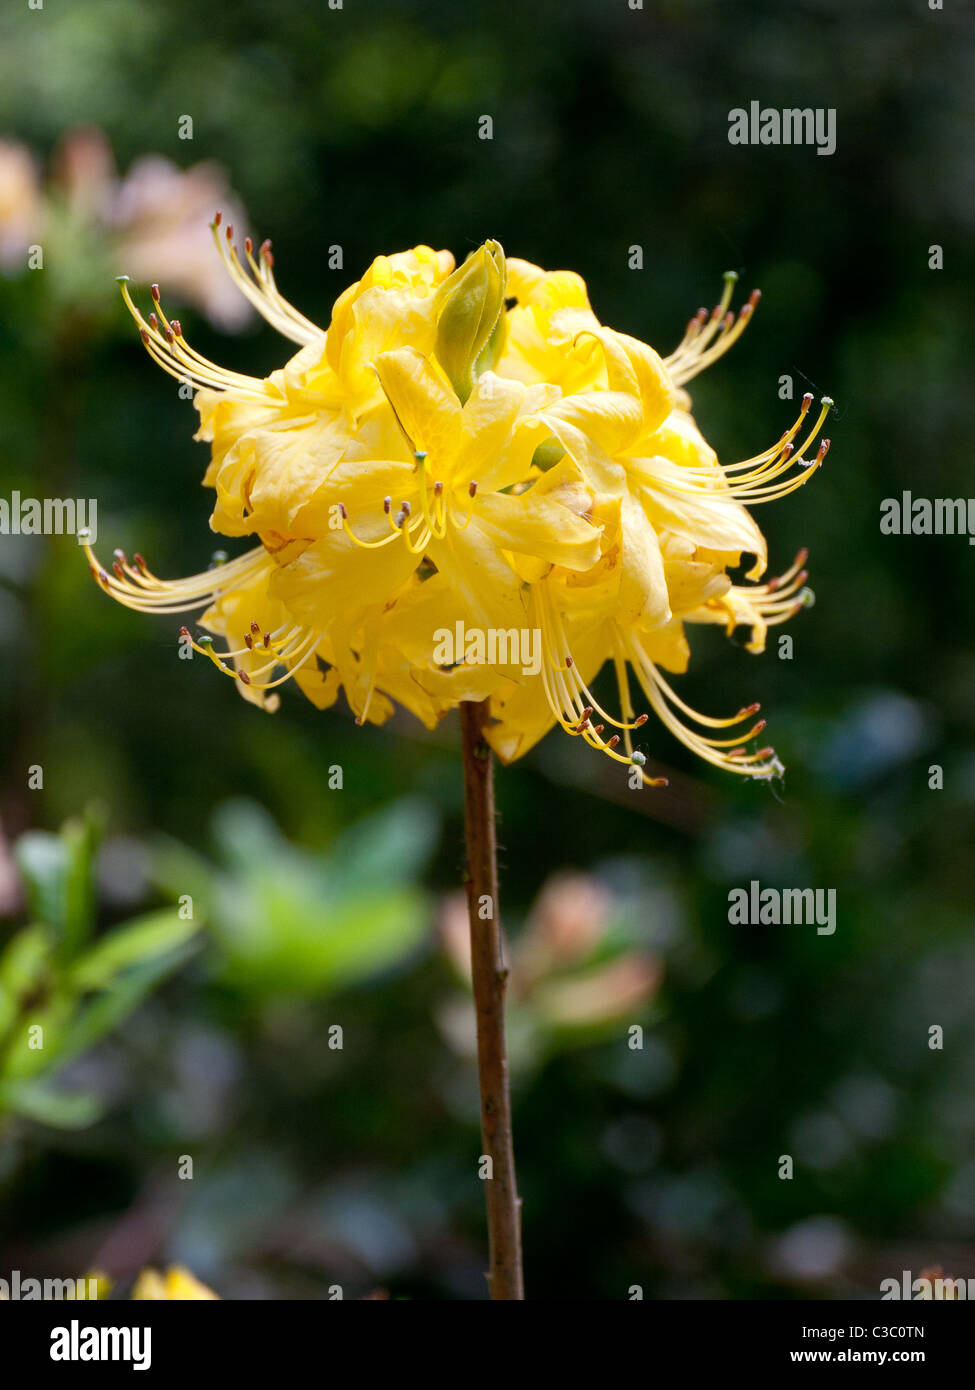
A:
88 228 829 782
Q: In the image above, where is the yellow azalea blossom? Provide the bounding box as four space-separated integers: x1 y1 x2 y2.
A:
88 230 828 784
131 1266 219 1300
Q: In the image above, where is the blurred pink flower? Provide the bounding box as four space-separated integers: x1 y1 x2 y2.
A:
437 873 661 1059
1 126 251 330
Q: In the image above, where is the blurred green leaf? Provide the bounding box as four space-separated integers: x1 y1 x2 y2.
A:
211 800 284 877
53 940 201 1070
215 880 428 996
0 1078 104 1130
0 923 52 1040
13 834 64 930
13 807 104 959
149 837 217 921
329 798 438 893
1 989 78 1081
60 811 104 957
71 909 201 991
154 797 439 998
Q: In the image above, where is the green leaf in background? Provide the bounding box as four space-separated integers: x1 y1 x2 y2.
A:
214 880 429 997
0 823 203 1115
1 988 78 1082
0 923 53 1040
71 909 200 991
12 806 105 959
210 799 286 878
53 939 202 1073
148 838 216 923
153 797 437 999
12 834 64 930
0 1078 104 1129
60 811 103 956
329 797 438 894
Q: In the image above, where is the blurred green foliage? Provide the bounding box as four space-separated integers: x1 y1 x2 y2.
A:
0 0 973 1299
153 797 435 997
0 809 201 1129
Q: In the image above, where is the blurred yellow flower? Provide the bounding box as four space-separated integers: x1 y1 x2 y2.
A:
0 139 41 270
88 227 829 783
131 1266 219 1300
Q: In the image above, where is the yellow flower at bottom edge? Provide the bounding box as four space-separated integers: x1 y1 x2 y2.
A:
131 1266 219 1300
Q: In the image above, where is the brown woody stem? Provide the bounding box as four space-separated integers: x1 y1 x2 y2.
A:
459 698 525 1300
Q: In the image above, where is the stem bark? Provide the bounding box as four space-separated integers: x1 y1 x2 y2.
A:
459 699 524 1300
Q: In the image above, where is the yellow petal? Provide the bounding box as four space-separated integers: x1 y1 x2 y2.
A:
472 457 601 573
617 491 671 628
427 523 529 636
372 347 463 466
267 524 418 626
630 460 768 579
211 413 353 538
539 389 643 456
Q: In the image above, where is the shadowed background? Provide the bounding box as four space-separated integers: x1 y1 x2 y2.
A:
0 0 973 1299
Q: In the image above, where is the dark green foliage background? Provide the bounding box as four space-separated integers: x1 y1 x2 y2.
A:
0 0 973 1298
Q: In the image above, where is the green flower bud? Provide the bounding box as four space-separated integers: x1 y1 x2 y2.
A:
434 240 506 403
530 437 566 472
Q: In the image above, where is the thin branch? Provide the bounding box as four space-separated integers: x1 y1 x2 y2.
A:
460 699 524 1300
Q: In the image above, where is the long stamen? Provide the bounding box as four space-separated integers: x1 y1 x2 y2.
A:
751 547 808 595
85 538 272 614
116 278 269 401
182 621 323 692
624 630 781 780
666 272 740 369
413 453 442 540
449 480 479 531
705 549 814 653
541 587 646 732
664 272 762 387
645 399 832 506
210 215 324 347
340 503 402 551
340 461 473 554
531 590 659 778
